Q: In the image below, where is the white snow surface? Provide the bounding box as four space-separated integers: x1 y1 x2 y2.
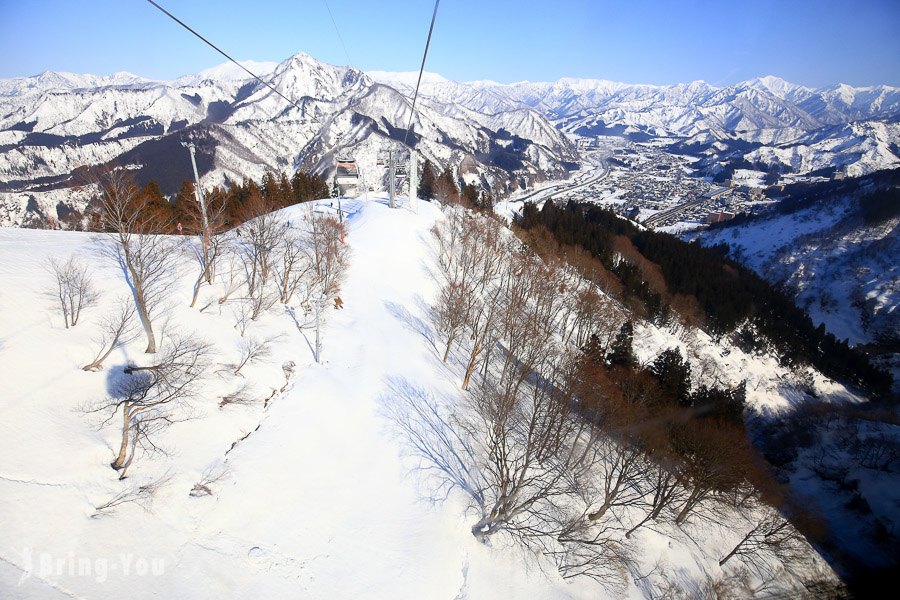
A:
0 195 845 598
0 197 587 599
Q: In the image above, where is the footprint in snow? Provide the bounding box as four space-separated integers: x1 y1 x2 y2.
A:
247 545 328 583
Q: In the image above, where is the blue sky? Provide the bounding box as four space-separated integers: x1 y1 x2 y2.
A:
1 0 899 87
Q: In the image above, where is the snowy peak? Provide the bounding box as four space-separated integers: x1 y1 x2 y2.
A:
0 50 579 226
173 60 278 87
743 75 808 99
0 69 160 96
268 52 369 100
366 70 448 88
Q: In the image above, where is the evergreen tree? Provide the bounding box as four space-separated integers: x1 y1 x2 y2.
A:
172 179 198 230
278 171 293 207
650 348 692 407
261 172 280 207
477 190 494 212
439 167 459 197
607 321 635 368
461 183 478 207
418 159 436 199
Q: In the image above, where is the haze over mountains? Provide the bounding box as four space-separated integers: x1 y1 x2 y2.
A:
1 51 899 227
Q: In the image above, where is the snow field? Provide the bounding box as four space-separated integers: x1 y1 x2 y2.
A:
0 197 587 599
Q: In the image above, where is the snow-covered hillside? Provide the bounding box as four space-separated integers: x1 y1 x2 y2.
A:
1 194 857 598
0 197 571 598
694 196 899 350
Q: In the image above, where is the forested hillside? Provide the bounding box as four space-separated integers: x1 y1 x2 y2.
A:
516 200 892 398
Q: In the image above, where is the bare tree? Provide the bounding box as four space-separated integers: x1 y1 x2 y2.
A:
585 437 645 523
306 209 350 304
625 460 684 538
225 335 279 376
95 168 178 353
231 298 253 337
434 279 474 362
431 205 466 275
45 255 99 328
670 419 756 526
86 333 210 479
186 190 230 308
553 514 631 591
719 508 812 574
466 345 583 542
460 286 502 391
236 196 285 320
276 224 314 304
92 474 173 516
217 248 247 305
82 296 138 371
432 210 508 365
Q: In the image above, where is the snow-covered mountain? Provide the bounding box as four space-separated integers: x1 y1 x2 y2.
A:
0 53 577 227
403 74 900 132
0 70 160 97
4 52 900 228
375 73 900 176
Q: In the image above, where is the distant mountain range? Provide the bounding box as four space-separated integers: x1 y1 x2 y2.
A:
377 72 900 177
0 52 578 226
1 52 899 227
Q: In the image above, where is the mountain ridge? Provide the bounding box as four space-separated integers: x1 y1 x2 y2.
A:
2 53 900 228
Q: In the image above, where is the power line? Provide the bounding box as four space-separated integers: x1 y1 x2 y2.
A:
144 0 306 116
403 0 440 147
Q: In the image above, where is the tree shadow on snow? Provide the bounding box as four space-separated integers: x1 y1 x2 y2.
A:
383 298 439 355
378 375 485 511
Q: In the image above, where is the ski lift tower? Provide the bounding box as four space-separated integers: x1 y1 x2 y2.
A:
388 147 396 209
409 149 418 213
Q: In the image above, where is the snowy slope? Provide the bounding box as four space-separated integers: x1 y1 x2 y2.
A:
0 194 849 598
0 197 583 598
695 198 900 348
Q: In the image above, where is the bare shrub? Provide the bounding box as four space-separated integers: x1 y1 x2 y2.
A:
189 463 230 497
45 255 98 328
82 296 138 371
92 474 172 516
218 381 256 408
225 335 279 376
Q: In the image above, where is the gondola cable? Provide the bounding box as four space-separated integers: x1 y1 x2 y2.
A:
322 0 354 69
145 0 307 116
403 0 441 147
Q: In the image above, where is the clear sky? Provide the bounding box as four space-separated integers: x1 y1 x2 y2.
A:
1 0 899 88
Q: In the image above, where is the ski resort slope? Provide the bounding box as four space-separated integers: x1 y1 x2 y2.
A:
0 197 585 599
